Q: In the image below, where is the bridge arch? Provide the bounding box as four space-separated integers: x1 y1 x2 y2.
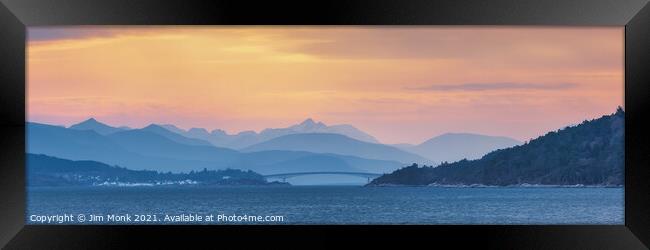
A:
263 171 382 183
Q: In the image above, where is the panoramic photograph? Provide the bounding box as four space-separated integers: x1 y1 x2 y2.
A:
26 26 623 224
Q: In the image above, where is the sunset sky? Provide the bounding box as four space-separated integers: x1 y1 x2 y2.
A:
27 26 623 144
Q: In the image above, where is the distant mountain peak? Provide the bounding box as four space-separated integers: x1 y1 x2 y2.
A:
125 123 214 147
143 124 182 134
143 124 163 129
69 118 125 135
74 117 103 126
153 118 380 149
301 118 315 125
290 118 327 131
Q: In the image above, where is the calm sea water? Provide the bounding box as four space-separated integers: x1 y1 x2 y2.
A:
27 186 623 225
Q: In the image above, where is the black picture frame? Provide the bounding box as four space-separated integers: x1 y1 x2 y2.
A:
1 0 648 248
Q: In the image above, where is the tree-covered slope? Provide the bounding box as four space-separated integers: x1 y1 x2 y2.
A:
368 108 624 186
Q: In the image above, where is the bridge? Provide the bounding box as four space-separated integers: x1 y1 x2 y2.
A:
263 172 383 183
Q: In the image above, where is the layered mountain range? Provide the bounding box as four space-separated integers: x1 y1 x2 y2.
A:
159 118 380 149
28 117 522 177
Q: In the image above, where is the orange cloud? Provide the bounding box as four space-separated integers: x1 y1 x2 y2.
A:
28 26 623 144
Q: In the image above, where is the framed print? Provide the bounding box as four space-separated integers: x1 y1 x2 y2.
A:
0 0 649 248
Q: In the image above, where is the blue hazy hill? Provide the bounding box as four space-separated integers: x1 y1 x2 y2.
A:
107 130 240 164
106 129 385 174
160 118 379 149
395 133 522 163
27 122 222 171
27 122 402 174
68 118 127 135
234 150 402 174
242 133 430 164
140 124 213 146
326 154 402 174
69 118 214 146
28 122 131 162
249 154 363 174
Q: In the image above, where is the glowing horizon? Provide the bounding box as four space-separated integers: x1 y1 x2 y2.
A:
28 26 623 144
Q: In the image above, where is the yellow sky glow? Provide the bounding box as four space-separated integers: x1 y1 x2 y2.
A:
28 27 623 144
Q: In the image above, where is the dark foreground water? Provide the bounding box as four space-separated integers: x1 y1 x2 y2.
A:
27 186 623 225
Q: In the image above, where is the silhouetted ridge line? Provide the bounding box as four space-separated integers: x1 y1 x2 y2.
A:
368 108 624 186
